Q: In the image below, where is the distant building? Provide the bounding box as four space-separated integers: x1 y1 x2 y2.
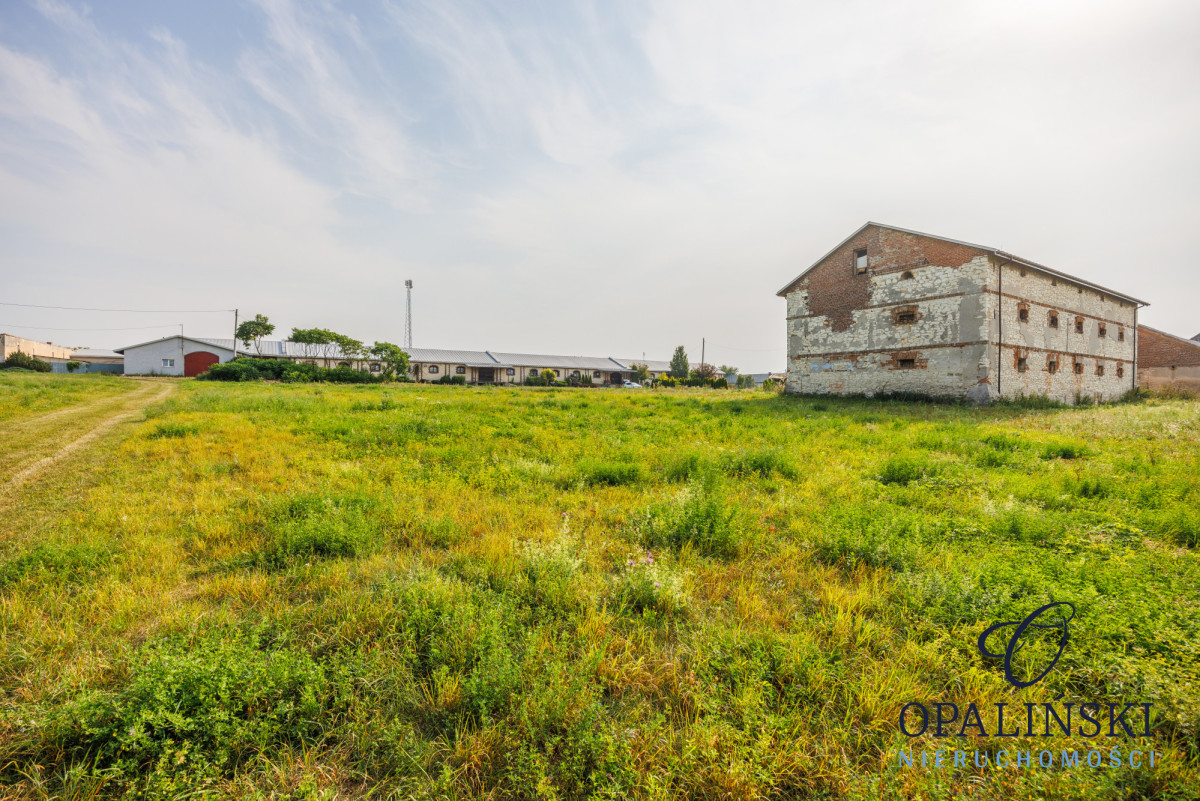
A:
1 334 74 363
1137 326 1200 393
116 335 679 384
778 222 1145 404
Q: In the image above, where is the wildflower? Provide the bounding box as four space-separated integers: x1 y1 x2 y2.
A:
654 582 661 587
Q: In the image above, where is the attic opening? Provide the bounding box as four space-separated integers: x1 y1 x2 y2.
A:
854 248 868 274
896 311 916 325
898 358 916 370
901 271 914 280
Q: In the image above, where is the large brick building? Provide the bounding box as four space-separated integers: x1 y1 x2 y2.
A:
778 223 1145 404
1136 325 1200 393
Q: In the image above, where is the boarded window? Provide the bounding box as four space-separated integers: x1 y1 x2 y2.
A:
854 248 868 274
1017 358 1028 373
1048 359 1059 374
1048 312 1059 328
1118 328 1125 341
1074 362 1084 375
1098 324 1107 338
1096 364 1105 376
898 358 916 369
896 311 916 324
1075 317 1084 333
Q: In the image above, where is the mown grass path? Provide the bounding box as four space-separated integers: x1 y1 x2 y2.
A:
0 379 174 503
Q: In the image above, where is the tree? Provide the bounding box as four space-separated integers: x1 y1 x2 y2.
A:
236 314 275 356
719 364 739 383
736 374 755 389
370 342 410 380
692 363 717 380
333 334 365 366
541 369 557 384
669 346 689 379
630 363 650 383
287 328 340 365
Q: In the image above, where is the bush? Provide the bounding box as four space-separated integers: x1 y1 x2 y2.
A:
435 374 466 385
3 352 50 372
50 628 329 784
634 474 743 558
722 448 797 480
576 458 645 487
658 376 679 388
198 360 262 382
65 360 83 372
878 454 933 485
712 377 728 389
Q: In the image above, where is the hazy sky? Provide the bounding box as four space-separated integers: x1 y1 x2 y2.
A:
2 0 1197 371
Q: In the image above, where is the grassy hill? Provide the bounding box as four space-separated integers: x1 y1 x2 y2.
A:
1 376 1198 799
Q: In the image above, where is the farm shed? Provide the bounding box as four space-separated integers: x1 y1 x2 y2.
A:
1137 325 1200 393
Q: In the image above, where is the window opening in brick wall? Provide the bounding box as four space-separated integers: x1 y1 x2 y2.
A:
1075 317 1084 333
898 358 916 369
1074 362 1084 375
1098 323 1107 337
1118 328 1125 341
1017 358 1028 372
896 311 916 324
854 248 868 274
1048 312 1059 328
1096 364 1105 376
1048 359 1059 374
901 271 914 280
1117 366 1125 378
1018 307 1029 322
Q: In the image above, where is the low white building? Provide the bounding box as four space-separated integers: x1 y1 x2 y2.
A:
116 336 239 376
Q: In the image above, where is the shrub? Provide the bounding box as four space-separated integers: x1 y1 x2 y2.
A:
65 360 83 372
1040 438 1089 460
49 628 328 784
613 551 688 617
198 360 262 382
576 458 645 487
712 377 728 389
3 352 50 372
658 376 679 388
0 542 112 588
877 454 932 485
435 374 467 385
148 422 198 439
722 448 797 480
634 474 743 558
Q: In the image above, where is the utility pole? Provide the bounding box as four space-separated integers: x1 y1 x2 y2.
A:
701 337 705 367
233 309 238 361
404 281 413 348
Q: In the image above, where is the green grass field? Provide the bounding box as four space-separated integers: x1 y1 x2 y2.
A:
1 374 1198 799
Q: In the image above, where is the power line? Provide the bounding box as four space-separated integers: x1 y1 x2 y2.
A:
705 341 781 352
0 322 181 332
0 301 233 313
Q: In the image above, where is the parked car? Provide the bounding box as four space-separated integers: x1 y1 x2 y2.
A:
622 380 642 389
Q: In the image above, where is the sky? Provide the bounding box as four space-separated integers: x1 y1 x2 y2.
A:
1 0 1197 372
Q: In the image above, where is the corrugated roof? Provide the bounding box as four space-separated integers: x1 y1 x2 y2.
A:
487 352 629 371
404 348 504 367
614 359 724 375
775 221 1148 306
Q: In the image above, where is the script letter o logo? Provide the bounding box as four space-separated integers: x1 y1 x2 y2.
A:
977 601 1075 689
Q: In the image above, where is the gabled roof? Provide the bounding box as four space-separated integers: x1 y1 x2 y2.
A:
114 335 241 355
776 221 1148 306
1139 325 1200 350
405 348 505 367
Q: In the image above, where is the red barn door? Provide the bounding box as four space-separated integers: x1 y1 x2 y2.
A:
184 350 219 377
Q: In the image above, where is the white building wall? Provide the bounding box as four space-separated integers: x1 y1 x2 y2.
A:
122 338 235 376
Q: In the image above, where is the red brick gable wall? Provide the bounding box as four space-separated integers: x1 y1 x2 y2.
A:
790 225 986 332
1138 326 1200 368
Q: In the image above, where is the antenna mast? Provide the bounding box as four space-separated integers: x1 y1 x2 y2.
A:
404 280 413 348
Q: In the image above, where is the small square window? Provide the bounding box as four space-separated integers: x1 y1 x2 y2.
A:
456 366 465 374
854 248 868 274
896 311 916 325
1098 324 1107 338
1048 312 1059 328
1117 366 1125 378
1074 318 1084 334
1073 362 1084 375
1018 307 1029 323
1096 364 1105 376
898 358 916 369
428 365 439 374
1048 360 1058 374
1017 358 1028 373
162 358 175 368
